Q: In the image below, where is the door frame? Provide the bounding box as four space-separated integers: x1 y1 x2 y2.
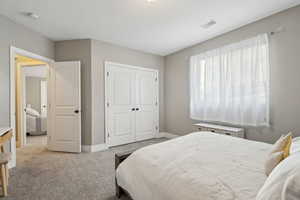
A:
20 65 48 146
40 80 47 118
10 46 54 168
20 68 27 146
104 61 159 147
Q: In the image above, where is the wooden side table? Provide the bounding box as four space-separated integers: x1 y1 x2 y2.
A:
0 128 12 197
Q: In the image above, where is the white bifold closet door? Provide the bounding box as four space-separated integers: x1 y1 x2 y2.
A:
105 62 159 147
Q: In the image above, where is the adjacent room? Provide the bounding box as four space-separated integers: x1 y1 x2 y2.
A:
14 55 48 148
23 66 47 146
0 0 300 200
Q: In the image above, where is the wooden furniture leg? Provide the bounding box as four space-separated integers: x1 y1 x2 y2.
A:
0 129 12 197
4 165 8 185
0 165 7 196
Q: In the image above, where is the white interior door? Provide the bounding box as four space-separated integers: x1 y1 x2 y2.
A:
135 70 159 141
40 80 47 118
48 61 81 153
105 62 159 147
105 64 136 146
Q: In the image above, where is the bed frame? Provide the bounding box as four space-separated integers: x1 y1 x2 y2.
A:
115 150 135 199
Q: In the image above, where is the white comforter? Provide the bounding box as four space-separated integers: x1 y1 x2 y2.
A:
116 132 271 200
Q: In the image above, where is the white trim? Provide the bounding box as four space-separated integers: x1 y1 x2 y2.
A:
156 132 178 139
105 61 158 73
21 70 27 146
104 61 159 147
104 63 109 146
10 46 54 168
82 132 176 153
81 143 109 153
10 47 53 63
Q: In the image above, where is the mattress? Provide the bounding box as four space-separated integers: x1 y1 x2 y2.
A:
116 132 271 200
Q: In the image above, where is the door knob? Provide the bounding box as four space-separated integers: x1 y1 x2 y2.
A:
131 108 136 111
74 110 80 114
136 108 139 111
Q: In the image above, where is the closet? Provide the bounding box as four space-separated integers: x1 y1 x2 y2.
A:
105 62 159 147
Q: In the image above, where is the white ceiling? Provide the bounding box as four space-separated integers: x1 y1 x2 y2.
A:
0 0 299 56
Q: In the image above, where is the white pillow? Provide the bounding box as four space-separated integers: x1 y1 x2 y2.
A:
256 153 300 200
264 151 283 176
26 107 40 117
290 137 300 155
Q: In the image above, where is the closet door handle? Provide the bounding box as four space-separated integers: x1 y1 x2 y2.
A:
131 108 136 111
135 108 139 111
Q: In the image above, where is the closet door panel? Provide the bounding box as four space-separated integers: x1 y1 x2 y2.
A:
106 65 136 146
135 70 158 141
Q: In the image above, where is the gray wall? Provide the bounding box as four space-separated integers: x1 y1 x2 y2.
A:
164 5 300 143
55 39 165 146
0 15 54 127
91 39 165 145
54 39 92 145
26 77 44 112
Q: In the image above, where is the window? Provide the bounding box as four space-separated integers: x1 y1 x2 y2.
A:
190 34 270 126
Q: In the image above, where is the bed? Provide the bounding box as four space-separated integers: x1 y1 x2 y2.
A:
26 107 47 135
116 132 271 200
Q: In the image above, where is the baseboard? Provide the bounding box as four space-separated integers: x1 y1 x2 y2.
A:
82 143 109 153
156 132 179 139
82 133 177 152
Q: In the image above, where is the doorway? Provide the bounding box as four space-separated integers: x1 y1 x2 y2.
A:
15 56 49 147
21 63 48 147
10 47 82 168
10 47 53 168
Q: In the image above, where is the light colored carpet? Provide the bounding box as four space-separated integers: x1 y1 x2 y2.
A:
4 138 168 200
26 135 47 146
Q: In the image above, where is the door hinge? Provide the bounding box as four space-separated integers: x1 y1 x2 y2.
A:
155 126 158 130
155 101 158 106
107 102 110 107
155 77 158 81
107 71 109 76
108 132 110 138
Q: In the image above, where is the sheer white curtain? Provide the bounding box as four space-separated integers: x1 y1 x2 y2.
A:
190 34 270 126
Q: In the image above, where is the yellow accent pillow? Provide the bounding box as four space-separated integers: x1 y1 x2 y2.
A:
283 134 292 158
271 132 292 154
